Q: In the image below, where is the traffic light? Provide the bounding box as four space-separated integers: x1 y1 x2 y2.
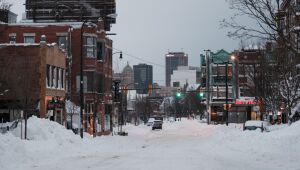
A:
199 92 204 98
148 84 153 95
113 80 121 101
223 104 232 110
176 88 182 98
124 86 128 96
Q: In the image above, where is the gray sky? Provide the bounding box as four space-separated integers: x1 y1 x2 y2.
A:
10 0 240 86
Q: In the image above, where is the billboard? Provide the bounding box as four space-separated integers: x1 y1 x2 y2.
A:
25 0 116 31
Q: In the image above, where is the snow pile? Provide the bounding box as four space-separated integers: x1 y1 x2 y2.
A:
11 116 81 143
0 116 96 170
1 117 300 170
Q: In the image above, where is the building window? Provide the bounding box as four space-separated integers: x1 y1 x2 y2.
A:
57 36 68 51
97 117 102 132
95 73 104 93
9 36 16 44
52 67 56 88
56 68 59 88
86 72 95 92
84 37 97 58
61 69 64 89
76 75 87 92
105 114 110 131
97 41 105 61
46 65 51 87
58 68 61 89
24 36 35 43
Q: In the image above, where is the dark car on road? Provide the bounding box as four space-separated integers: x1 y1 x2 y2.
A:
152 120 163 130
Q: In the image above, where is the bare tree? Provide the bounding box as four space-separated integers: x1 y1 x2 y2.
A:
279 69 300 117
221 0 299 55
223 0 300 120
0 54 38 139
0 0 12 10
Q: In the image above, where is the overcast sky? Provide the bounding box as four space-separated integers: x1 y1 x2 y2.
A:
10 0 240 86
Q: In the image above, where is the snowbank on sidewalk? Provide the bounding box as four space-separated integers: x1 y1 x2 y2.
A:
11 116 81 143
1 117 300 170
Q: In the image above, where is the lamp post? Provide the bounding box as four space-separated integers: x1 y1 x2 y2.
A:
204 49 211 125
80 20 89 139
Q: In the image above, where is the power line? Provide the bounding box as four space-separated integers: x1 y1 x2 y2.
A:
112 47 165 68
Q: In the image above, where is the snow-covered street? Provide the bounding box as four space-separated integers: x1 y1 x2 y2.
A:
1 117 300 170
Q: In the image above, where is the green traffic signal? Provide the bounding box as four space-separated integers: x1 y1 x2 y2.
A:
199 92 204 97
176 92 181 97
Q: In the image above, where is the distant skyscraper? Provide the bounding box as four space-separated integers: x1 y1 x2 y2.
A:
133 64 153 94
165 52 188 87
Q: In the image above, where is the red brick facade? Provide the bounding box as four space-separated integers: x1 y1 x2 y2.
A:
0 21 113 135
0 43 66 122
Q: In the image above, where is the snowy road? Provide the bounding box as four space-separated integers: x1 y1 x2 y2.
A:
1 117 300 170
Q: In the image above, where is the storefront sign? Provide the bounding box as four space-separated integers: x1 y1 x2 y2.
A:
235 99 255 105
47 99 64 110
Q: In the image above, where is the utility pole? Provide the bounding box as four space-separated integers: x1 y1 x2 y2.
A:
225 62 229 126
80 21 88 139
204 50 211 124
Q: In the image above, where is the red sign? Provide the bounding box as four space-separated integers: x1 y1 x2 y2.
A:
235 100 255 105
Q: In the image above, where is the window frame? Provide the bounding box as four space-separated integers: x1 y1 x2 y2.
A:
84 36 97 58
57 36 68 51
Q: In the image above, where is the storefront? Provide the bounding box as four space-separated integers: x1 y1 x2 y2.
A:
46 97 65 125
229 98 260 123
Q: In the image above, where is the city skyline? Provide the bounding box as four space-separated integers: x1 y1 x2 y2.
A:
10 0 242 86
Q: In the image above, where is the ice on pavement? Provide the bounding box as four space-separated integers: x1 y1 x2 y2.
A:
1 116 300 170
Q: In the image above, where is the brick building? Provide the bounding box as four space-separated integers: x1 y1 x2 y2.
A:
0 43 66 124
0 20 113 135
234 49 265 98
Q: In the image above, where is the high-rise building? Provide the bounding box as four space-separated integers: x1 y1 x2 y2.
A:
0 10 17 23
25 0 116 31
165 52 188 87
170 66 201 88
133 64 153 94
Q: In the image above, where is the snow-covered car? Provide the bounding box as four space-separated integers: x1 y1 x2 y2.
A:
243 120 270 132
147 118 155 126
152 120 163 130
